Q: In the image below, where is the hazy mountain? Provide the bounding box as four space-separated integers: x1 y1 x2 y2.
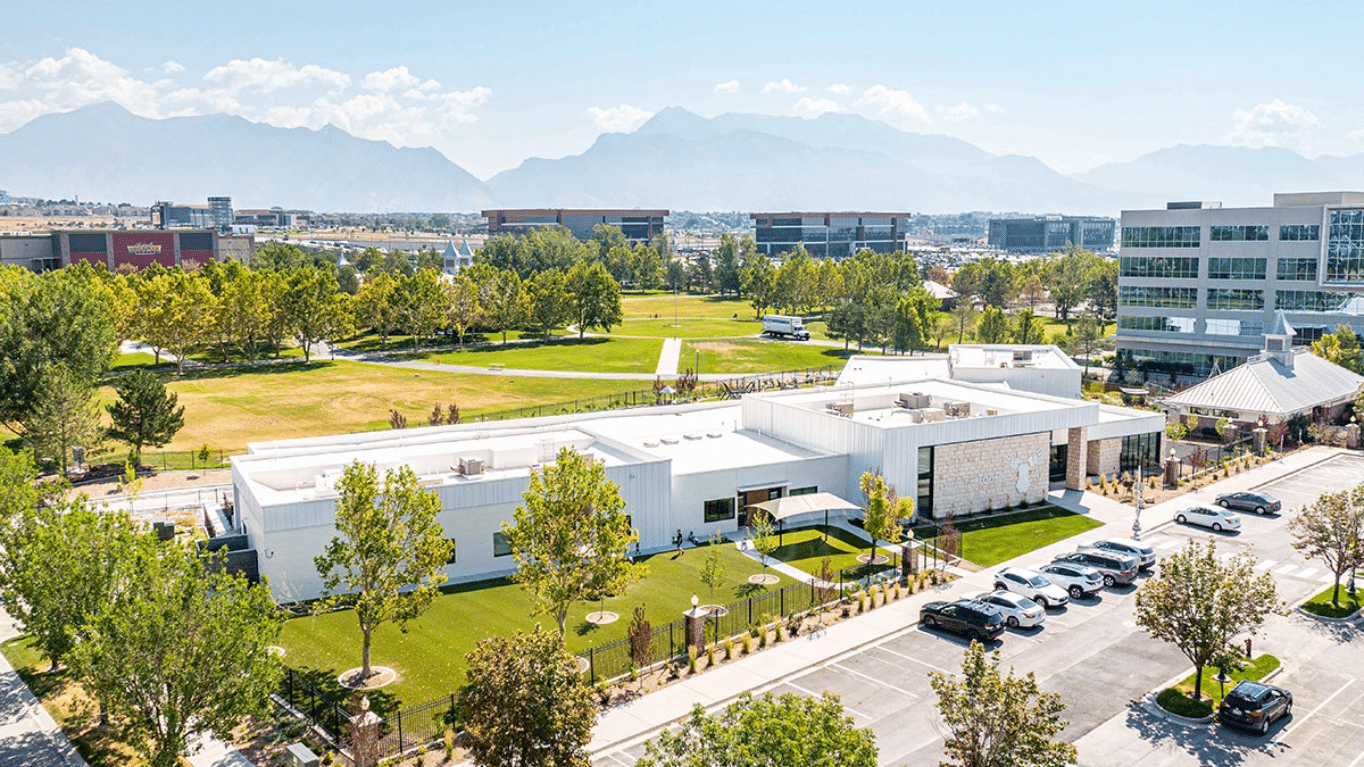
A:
1073 145 1345 208
489 108 1132 214
0 102 492 212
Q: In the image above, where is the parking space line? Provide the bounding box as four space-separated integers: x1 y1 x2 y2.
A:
1297 567 1321 580
1274 564 1298 576
1349 747 1364 767
1252 559 1275 571
831 662 920 700
874 645 949 674
783 679 869 720
1274 677 1355 744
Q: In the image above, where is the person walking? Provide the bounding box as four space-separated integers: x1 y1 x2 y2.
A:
675 529 683 553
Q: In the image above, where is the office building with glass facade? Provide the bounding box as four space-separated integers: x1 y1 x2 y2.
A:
987 216 1115 253
1115 192 1364 376
482 209 668 243
750 212 912 259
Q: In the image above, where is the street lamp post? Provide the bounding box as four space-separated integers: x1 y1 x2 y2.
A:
1132 472 1145 541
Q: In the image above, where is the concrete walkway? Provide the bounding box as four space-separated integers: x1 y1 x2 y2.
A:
654 338 683 377
0 608 86 767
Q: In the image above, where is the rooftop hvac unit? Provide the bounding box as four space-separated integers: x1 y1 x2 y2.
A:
897 392 931 409
918 407 946 423
459 457 485 476
944 401 971 417
1012 349 1034 363
826 401 854 418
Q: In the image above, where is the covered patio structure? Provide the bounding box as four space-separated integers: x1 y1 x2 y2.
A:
745 492 862 545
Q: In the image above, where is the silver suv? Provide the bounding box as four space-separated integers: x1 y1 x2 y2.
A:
1052 550 1139 587
1079 538 1156 570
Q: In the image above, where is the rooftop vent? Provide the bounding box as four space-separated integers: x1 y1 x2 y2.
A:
684 433 703 441
707 432 723 439
896 392 931 409
459 457 485 476
660 437 679 445
826 401 854 418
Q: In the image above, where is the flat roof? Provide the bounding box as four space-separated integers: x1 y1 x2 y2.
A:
750 211 911 219
950 344 1078 371
584 405 827 474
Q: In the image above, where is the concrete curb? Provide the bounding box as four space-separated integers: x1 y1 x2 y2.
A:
1293 605 1364 624
1139 691 1215 727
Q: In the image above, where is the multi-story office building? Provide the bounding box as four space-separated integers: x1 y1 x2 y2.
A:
750 212 912 259
987 215 1115 253
209 196 233 230
482 209 668 243
153 197 234 231
1115 191 1364 376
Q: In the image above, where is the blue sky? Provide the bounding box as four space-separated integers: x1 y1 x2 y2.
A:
4 0 1361 179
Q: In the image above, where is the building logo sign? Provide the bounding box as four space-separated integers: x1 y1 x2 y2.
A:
127 242 163 256
1009 450 1042 494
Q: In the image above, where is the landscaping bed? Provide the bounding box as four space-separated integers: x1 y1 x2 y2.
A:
1298 581 1363 619
1155 653 1281 718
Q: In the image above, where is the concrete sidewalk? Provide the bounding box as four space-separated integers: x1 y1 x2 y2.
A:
0 609 86 767
654 338 683 377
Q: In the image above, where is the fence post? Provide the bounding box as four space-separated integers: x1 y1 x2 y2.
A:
669 623 674 659
780 588 785 617
397 709 404 753
589 647 595 682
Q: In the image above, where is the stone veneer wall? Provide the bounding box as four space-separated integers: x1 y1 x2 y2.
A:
931 432 1050 518
1086 438 1121 478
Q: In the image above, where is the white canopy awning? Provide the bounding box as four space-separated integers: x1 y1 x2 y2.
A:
746 492 861 522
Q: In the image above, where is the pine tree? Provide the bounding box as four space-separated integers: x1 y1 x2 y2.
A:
106 370 186 462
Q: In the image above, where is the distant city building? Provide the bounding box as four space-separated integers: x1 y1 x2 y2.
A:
987 215 1115 253
442 239 475 276
0 229 253 272
482 209 668 243
0 190 9 205
209 196 233 230
152 196 234 231
1115 191 1364 376
234 208 306 228
749 212 912 259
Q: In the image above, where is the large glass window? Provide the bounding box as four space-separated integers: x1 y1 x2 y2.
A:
1122 226 1201 248
1120 433 1161 473
703 498 736 522
1118 316 1195 333
1276 258 1319 281
1210 225 1269 241
917 446 933 517
493 532 512 557
1326 210 1364 284
1206 289 1264 310
1206 319 1264 336
1274 290 1364 314
789 486 818 496
1280 224 1320 241
1118 286 1198 308
1207 257 1266 280
1119 256 1199 278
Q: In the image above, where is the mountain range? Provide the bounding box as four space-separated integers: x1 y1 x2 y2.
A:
2 102 1362 214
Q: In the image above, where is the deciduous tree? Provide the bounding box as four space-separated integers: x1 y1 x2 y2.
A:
23 364 101 474
1312 324 1364 374
568 261 623 338
314 461 452 680
750 512 778 571
1289 484 1364 607
860 472 908 563
400 268 448 350
355 272 401 349
699 531 727 605
445 274 482 346
139 269 217 374
106 370 185 462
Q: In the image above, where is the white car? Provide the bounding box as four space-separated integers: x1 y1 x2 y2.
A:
1079 538 1157 569
993 567 1069 609
1034 562 1104 599
963 590 1046 628
1176 505 1242 532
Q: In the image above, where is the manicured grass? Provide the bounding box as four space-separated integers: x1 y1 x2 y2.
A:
423 336 662 373
603 316 762 339
98 360 643 453
337 329 566 353
622 294 753 321
768 525 892 576
111 351 167 370
683 339 855 374
914 506 1103 568
278 542 789 706
1300 581 1363 618
1158 654 1282 716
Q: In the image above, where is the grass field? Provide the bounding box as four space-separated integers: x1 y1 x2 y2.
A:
683 339 855 374
914 507 1103 568
1299 581 1363 618
604 316 762 339
423 337 662 373
278 543 789 706
622 294 754 321
99 360 644 453
767 526 892 575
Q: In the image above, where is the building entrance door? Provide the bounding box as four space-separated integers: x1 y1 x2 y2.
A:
738 487 784 528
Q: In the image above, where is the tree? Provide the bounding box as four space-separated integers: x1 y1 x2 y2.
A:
528 268 574 339
712 234 742 297
976 306 1009 344
699 531 727 606
1012 307 1043 345
1312 324 1364 374
1020 273 1047 310
71 543 283 767
284 267 347 362
462 629 595 767
1289 484 1364 607
950 303 977 344
505 447 644 637
741 251 776 318
482 268 531 344
859 472 907 563
314 461 452 681
106 370 185 462
446 274 482 346
1044 247 1099 320
750 512 778 571
139 269 217 375
355 272 401 348
215 265 277 365
1085 257 1119 321
1068 314 1105 370
636 691 877 767
1134 539 1280 702
23 364 102 474
568 261 622 337
401 268 449 350
930 642 1077 767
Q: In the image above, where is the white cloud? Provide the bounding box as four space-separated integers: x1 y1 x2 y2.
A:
762 78 806 94
828 83 850 94
362 66 421 92
586 103 654 133
0 64 20 90
854 84 930 126
204 58 350 93
936 101 979 122
160 60 185 75
1348 127 1364 142
984 103 1006 114
793 97 842 118
1227 99 1319 152
714 79 740 94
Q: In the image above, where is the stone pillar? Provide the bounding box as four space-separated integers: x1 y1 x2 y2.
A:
1164 454 1179 487
1065 427 1088 490
684 607 707 651
1346 423 1360 450
1253 426 1267 455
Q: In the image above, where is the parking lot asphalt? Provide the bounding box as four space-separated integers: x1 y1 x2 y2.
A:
592 450 1364 767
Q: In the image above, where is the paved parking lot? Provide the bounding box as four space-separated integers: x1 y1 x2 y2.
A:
593 451 1364 767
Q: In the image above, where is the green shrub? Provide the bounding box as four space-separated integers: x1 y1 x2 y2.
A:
706 644 716 666
741 633 752 654
1156 687 1213 718
687 646 698 674
724 637 734 660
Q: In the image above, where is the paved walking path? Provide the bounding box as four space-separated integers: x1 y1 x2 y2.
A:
654 338 683 377
0 609 85 767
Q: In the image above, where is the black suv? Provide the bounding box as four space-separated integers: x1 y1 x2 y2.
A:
1052 550 1139 586
1219 680 1292 734
919 599 1005 642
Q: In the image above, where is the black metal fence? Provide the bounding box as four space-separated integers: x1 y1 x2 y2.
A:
276 667 351 744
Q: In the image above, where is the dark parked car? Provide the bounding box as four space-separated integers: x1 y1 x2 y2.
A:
1216 491 1282 515
1219 680 1293 734
1052 550 1139 586
919 599 1005 642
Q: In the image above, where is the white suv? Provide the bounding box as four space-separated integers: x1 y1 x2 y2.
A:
1035 562 1104 599
994 567 1069 609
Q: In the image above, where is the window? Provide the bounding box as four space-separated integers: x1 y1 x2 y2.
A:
1210 225 1269 242
1120 433 1160 473
446 538 457 565
1206 319 1264 336
1118 316 1194 333
1118 286 1198 308
1274 290 1364 313
1280 224 1320 241
1326 210 1364 284
493 532 511 557
1206 289 1264 310
1207 257 1266 280
1121 226 1201 248
789 486 818 496
1276 258 1318 281
704 498 736 522
1119 256 1199 278
917 446 934 517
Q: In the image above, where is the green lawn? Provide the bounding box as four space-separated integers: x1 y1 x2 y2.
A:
622 294 753 321
1158 654 1282 716
683 339 855 374
914 507 1103 568
766 525 893 576
1299 581 1363 618
603 316 762 339
278 543 789 706
423 337 662 374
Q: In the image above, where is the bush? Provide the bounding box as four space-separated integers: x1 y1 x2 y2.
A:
444 728 455 760
741 633 752 655
786 612 802 636
706 644 716 666
1156 687 1213 719
758 628 768 648
687 646 698 674
724 637 734 660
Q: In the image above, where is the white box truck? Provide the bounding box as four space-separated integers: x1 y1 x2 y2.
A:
762 314 810 340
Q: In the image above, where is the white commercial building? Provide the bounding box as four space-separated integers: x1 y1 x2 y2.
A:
230 349 1162 602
